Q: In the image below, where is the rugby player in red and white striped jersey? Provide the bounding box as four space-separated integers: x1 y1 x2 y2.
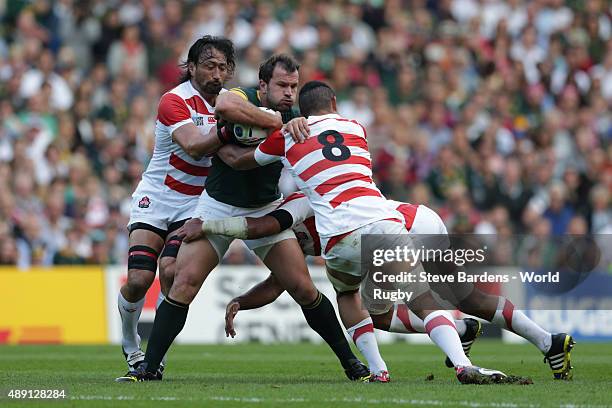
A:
210 81 511 384
180 191 573 379
116 36 235 378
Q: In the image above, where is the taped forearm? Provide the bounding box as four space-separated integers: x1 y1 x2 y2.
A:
202 217 249 239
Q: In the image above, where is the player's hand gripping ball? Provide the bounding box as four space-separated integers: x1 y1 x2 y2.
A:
232 107 277 146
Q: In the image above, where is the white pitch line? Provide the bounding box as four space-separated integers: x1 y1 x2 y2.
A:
557 405 610 408
69 395 611 408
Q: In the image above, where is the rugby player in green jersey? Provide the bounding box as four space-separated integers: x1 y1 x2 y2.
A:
124 55 371 382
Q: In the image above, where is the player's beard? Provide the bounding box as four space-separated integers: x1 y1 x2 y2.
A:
266 95 293 112
200 80 223 95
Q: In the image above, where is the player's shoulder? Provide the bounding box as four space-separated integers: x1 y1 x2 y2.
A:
164 81 193 100
157 87 191 126
308 113 366 137
158 92 184 111
308 113 363 127
158 83 190 111
339 116 367 136
229 86 259 104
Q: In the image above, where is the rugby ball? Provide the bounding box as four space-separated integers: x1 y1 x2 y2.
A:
232 107 276 146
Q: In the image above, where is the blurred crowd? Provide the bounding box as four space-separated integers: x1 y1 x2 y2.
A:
0 0 610 268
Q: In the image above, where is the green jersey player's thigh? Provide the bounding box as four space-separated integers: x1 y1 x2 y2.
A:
193 191 296 260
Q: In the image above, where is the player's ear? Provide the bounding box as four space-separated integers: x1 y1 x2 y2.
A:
259 79 267 95
331 95 337 111
188 62 196 78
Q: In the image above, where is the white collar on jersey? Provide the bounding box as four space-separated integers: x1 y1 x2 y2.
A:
307 113 342 122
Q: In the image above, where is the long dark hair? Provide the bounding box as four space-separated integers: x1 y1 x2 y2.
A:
179 35 236 83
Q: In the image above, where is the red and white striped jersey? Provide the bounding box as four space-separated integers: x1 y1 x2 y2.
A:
134 81 223 200
387 200 419 232
255 113 397 239
277 193 425 256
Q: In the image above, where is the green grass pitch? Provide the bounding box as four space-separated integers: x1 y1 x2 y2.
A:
1 341 610 407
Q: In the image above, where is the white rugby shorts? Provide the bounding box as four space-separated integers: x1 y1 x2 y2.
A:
194 191 296 261
128 187 197 232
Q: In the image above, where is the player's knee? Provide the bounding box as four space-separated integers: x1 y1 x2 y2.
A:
159 257 177 280
171 270 202 303
158 258 176 295
124 271 155 299
173 272 200 290
288 283 318 305
159 256 176 273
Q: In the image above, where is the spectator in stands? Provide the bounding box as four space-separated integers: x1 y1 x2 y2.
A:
590 184 612 233
543 182 575 236
19 49 73 111
107 25 147 81
0 0 608 267
0 237 19 266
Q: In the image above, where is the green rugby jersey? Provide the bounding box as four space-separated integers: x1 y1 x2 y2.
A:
206 87 299 208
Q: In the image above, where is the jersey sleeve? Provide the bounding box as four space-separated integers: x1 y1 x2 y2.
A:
157 93 193 133
356 120 367 139
277 193 315 227
254 130 285 165
229 87 249 101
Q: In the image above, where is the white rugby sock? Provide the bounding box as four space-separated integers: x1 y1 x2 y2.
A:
491 297 552 353
347 317 387 375
424 311 471 367
389 304 424 333
118 292 145 354
388 304 467 336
